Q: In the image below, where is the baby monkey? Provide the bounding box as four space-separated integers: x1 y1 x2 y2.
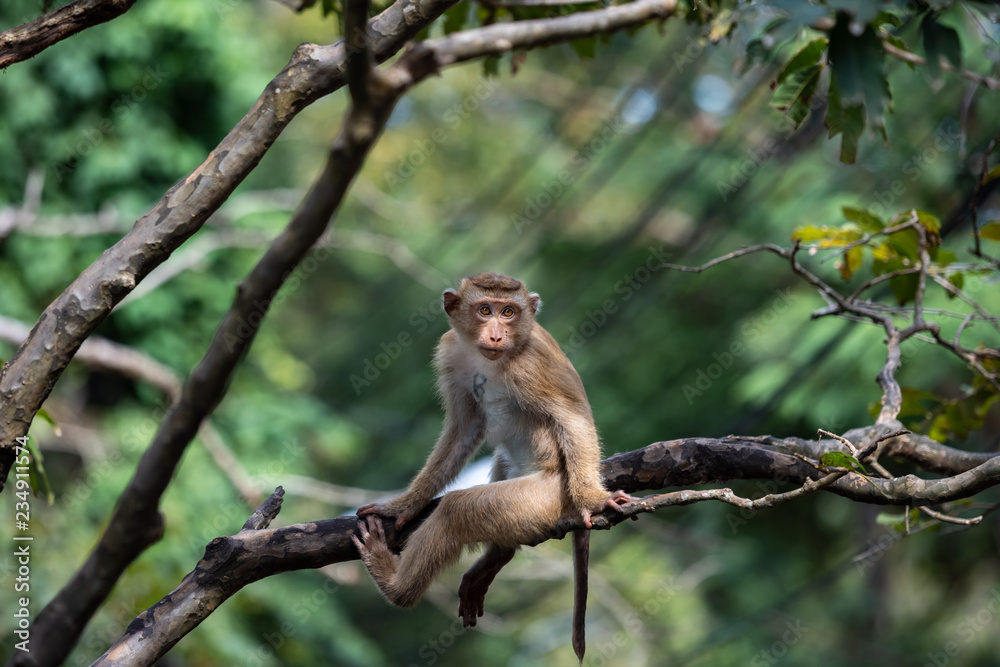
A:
353 272 633 660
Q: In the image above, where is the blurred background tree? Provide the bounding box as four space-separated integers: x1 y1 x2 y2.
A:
1 0 999 665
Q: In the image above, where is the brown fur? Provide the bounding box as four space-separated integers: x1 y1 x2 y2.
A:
353 273 632 658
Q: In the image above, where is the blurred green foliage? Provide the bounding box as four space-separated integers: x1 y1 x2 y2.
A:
1 0 1000 666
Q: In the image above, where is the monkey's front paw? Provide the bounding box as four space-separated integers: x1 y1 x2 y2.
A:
357 501 419 530
351 516 395 569
357 502 391 518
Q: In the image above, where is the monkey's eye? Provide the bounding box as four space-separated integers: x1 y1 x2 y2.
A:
500 306 515 317
478 305 491 316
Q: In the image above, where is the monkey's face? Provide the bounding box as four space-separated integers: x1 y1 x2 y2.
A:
442 275 540 361
470 300 522 360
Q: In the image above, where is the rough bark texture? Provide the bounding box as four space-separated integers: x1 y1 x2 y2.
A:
93 432 998 666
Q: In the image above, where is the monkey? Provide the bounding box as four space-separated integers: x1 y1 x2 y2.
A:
352 272 633 661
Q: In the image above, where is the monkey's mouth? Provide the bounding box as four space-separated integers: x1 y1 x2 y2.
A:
478 346 504 360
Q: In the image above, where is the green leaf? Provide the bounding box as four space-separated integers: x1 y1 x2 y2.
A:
776 39 828 85
482 55 500 78
25 438 54 505
771 64 822 127
708 8 736 43
915 210 941 235
35 408 58 428
842 206 884 232
826 77 865 164
820 451 868 474
948 271 965 294
874 11 904 30
930 247 956 266
980 221 1000 241
886 227 919 262
984 165 1000 184
443 2 467 35
890 272 920 306
899 386 940 418
570 36 597 60
791 225 831 243
839 245 863 281
921 11 962 80
827 15 891 130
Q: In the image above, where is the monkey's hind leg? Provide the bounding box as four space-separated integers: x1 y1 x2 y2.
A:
351 516 402 604
458 544 517 626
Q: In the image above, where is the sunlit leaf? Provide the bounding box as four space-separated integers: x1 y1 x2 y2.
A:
842 206 884 232
980 221 1000 241
839 245 863 281
915 210 941 235
708 8 736 42
792 225 831 243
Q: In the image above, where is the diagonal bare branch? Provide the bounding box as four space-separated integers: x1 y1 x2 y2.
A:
15 3 680 665
0 0 139 70
0 0 464 490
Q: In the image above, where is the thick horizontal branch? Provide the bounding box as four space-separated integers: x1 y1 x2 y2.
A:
96 428 998 663
0 0 137 70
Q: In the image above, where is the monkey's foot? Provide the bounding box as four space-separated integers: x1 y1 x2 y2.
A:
458 568 490 627
351 516 399 595
458 547 516 627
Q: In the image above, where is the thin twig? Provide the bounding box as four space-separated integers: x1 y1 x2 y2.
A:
882 40 1000 90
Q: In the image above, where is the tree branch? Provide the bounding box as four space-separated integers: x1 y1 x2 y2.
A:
0 0 138 70
0 0 464 491
14 3 679 664
94 427 998 664
881 40 1000 91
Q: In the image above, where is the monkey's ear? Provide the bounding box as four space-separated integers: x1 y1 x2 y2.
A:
528 293 541 314
443 289 462 316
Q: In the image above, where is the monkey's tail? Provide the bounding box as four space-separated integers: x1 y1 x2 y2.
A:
572 529 590 664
